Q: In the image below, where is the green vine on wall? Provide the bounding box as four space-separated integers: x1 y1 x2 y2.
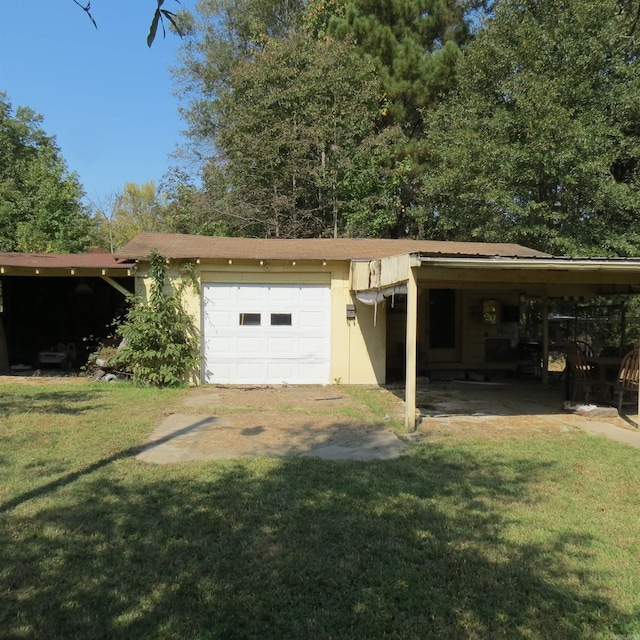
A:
115 251 201 387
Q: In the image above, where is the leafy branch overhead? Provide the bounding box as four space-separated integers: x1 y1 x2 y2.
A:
72 0 184 47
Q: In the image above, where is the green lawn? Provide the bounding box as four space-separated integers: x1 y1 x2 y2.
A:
1 383 639 639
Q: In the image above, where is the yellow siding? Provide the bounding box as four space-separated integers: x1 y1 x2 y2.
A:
135 258 385 385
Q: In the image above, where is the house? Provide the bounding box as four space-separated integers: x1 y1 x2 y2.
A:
117 233 640 429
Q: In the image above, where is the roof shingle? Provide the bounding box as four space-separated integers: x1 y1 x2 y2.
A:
116 232 550 261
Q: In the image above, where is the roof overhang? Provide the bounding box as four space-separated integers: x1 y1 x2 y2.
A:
350 253 640 297
0 252 135 278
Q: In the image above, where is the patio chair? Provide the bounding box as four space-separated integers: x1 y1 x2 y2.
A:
604 347 640 415
565 341 598 403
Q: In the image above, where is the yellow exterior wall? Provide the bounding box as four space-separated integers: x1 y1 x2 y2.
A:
135 258 386 385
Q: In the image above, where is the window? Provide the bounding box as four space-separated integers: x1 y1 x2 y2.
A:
239 313 261 326
270 313 292 326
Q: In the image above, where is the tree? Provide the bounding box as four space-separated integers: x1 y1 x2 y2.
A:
194 33 404 237
92 181 170 252
0 93 94 253
418 0 640 256
329 0 486 137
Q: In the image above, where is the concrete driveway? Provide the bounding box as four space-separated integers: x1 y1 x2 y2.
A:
136 385 410 463
135 382 640 464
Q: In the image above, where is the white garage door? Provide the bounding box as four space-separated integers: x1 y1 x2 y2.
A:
202 283 331 384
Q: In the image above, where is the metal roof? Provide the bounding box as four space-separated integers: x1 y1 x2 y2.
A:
116 232 550 261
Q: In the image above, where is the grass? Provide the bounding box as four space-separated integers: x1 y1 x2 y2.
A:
1 382 639 639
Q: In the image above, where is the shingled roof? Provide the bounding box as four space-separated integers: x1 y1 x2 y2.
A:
116 233 550 261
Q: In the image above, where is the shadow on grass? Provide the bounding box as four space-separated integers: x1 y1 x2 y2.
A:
1 447 637 639
0 387 110 417
0 417 216 514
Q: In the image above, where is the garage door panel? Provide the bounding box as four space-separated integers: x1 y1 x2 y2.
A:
205 310 234 327
237 286 265 303
206 336 236 355
203 283 330 384
237 336 263 354
267 287 295 303
266 362 296 381
236 362 262 380
298 362 328 384
267 336 296 355
299 336 327 353
298 311 325 329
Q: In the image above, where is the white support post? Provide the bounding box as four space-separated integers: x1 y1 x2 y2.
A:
405 267 418 432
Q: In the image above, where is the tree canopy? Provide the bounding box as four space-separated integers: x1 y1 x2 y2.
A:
0 93 94 253
173 0 483 238
52 0 640 257
418 0 640 255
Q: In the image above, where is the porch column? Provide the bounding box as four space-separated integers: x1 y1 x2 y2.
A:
541 294 549 386
405 267 418 431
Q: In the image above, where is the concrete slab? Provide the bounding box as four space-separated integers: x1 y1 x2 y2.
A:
137 410 409 463
302 432 408 460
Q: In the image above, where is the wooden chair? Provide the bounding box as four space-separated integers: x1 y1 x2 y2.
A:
604 347 640 414
565 341 598 403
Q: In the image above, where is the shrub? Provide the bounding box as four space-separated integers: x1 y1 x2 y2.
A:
114 251 201 387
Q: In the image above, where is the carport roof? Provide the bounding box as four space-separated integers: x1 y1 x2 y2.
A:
116 232 550 261
0 252 131 272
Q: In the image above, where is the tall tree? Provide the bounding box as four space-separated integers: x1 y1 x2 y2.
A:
92 181 170 251
174 0 306 144
329 0 485 138
199 33 398 237
0 93 93 253
418 0 640 255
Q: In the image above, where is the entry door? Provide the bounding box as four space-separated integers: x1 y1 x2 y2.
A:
426 289 461 363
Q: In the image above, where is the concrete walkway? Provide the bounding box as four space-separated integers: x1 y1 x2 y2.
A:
578 420 640 448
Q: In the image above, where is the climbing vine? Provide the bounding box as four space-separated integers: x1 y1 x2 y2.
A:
115 251 201 387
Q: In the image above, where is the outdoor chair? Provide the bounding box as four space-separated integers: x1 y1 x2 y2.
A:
565 341 598 403
574 340 594 357
604 347 640 415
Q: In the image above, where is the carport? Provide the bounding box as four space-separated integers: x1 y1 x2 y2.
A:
0 252 135 371
350 254 640 430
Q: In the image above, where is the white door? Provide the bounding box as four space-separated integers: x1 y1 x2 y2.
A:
202 283 331 384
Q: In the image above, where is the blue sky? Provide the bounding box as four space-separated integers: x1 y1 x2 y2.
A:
0 0 197 205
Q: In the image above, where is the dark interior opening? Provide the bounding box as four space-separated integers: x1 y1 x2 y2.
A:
1 275 134 369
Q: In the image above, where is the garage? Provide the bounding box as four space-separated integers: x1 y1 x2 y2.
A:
202 283 331 384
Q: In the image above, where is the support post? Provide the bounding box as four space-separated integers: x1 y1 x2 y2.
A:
101 276 130 297
405 267 418 431
541 294 549 386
